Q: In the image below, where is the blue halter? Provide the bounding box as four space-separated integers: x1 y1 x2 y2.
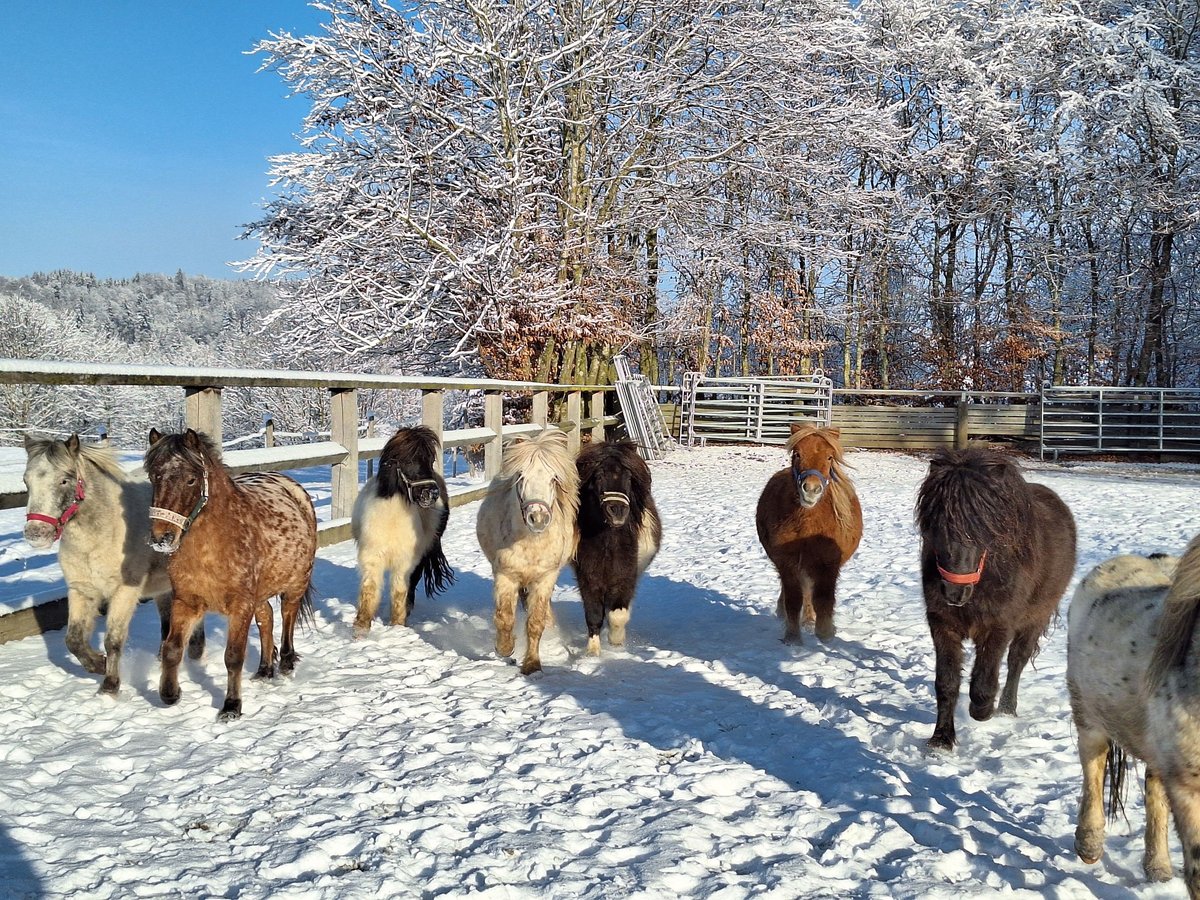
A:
794 467 837 493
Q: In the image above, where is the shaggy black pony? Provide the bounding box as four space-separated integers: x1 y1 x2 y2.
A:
915 447 1076 750
350 425 454 635
572 441 662 655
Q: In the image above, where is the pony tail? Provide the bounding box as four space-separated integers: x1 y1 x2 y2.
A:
299 584 318 632
1104 740 1130 823
1146 534 1200 692
418 541 455 597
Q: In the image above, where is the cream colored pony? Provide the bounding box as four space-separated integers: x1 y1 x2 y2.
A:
1068 540 1200 896
476 429 579 675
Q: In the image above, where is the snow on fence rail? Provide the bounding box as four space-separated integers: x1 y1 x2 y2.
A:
0 359 618 538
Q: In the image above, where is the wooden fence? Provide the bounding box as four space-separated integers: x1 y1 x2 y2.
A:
0 359 616 642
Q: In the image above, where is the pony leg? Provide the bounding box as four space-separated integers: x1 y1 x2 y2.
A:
253 601 277 680
159 597 205 707
520 574 557 675
583 595 605 656
98 586 140 695
928 623 965 750
493 573 521 660
1144 767 1174 882
608 605 631 648
778 570 808 644
1072 727 1110 865
997 625 1041 716
389 566 412 627
811 568 839 641
1165 780 1200 897
967 628 1008 721
353 556 385 638
279 586 309 675
219 607 255 721
157 595 206 661
64 586 105 675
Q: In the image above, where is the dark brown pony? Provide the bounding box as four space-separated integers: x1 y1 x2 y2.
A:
915 447 1076 750
572 441 662 656
755 424 863 643
145 428 317 720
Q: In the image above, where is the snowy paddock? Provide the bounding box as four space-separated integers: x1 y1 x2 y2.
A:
2 445 1200 899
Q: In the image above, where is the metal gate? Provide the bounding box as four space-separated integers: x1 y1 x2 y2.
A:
681 373 833 445
1040 385 1200 458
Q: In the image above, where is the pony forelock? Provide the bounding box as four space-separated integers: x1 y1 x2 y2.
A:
25 435 126 482
144 430 222 478
500 429 579 515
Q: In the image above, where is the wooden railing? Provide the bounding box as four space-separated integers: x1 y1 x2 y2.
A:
0 360 617 547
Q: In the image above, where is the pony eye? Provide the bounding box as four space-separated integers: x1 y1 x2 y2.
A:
187 476 196 486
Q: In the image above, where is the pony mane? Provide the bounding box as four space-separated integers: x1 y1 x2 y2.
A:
787 425 858 530
1147 533 1200 691
914 448 1031 549
144 429 223 476
500 429 580 516
25 435 128 482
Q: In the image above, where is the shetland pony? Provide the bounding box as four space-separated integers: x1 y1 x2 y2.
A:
351 425 453 636
1068 542 1200 895
755 424 863 643
145 428 317 720
572 441 662 656
476 429 579 675
915 448 1075 750
22 434 203 694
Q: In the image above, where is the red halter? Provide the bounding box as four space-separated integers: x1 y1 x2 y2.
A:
937 549 988 585
26 478 85 541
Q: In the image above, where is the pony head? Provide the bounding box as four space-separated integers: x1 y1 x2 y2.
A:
144 428 216 554
915 448 1031 605
577 441 649 529
502 429 579 534
786 424 848 510
22 433 90 549
377 425 443 509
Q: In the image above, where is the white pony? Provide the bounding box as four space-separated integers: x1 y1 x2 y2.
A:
476 429 579 675
22 434 203 694
1068 539 1200 895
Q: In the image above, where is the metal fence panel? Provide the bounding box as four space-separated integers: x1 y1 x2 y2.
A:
1040 386 1200 457
682 374 833 445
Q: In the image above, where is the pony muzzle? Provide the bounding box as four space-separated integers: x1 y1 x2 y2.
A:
148 507 188 553
22 518 58 550
794 468 830 508
600 491 630 526
522 499 553 533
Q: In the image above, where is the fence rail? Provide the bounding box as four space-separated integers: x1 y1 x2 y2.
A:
1040 385 1200 458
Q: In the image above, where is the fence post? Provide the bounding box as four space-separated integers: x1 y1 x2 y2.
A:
330 388 359 520
184 387 222 445
263 415 274 449
565 391 582 455
484 391 503 481
422 390 444 454
590 390 605 442
532 391 549 428
955 393 969 450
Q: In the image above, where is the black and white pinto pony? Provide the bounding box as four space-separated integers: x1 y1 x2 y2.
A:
22 434 203 694
476 429 579 675
351 425 454 636
1069 538 1200 896
572 441 661 656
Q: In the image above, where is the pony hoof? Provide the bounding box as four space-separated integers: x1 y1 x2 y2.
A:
84 657 108 675
98 677 120 696
519 660 543 676
1144 860 1173 882
815 625 836 641
927 734 955 752
781 631 803 645
160 689 181 706
969 702 995 721
279 655 297 676
352 622 372 640
217 704 242 721
496 639 515 659
253 665 277 680
586 636 601 657
1074 834 1103 865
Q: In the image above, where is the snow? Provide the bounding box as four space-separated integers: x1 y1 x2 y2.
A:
2 444 1200 898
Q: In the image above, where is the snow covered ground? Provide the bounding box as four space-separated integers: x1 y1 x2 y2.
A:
2 444 1200 899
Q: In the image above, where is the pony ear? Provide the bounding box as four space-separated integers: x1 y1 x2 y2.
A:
66 434 80 454
148 428 162 447
184 429 202 450
826 427 841 440
23 432 36 450
789 423 804 435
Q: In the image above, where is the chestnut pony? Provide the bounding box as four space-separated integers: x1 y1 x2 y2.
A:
915 447 1075 750
755 424 863 643
145 428 317 720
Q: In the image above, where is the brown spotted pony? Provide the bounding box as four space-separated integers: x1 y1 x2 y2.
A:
145 428 317 720
755 424 863 643
915 448 1076 750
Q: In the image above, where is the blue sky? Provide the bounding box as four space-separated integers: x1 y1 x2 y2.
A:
0 3 330 280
